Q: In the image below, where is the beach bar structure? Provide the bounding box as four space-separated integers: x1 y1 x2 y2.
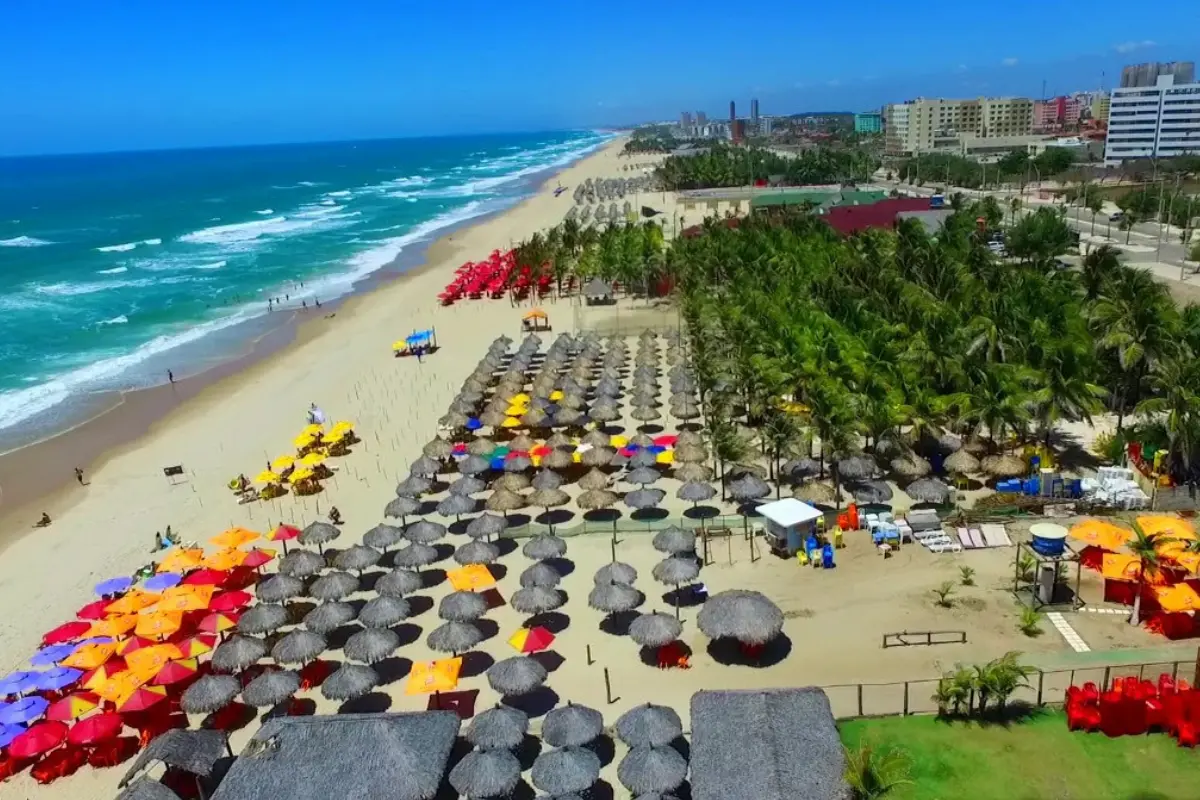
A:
690 688 848 800
755 498 823 557
210 712 460 800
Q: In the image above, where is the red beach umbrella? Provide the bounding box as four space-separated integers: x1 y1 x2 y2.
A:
115 637 157 656
174 633 216 659
76 600 111 621
42 621 90 646
45 692 103 722
242 549 276 569
150 658 198 687
8 722 68 759
116 686 167 714
181 569 230 587
197 611 240 634
210 590 252 612
67 712 123 746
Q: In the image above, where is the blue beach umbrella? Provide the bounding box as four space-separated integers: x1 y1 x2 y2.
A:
0 672 40 697
0 724 24 749
35 667 82 693
466 418 483 431
143 572 183 592
94 576 133 596
0 696 49 726
30 645 75 667
76 637 114 647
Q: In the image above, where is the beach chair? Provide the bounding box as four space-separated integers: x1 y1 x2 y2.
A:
956 528 972 549
968 528 986 549
832 529 844 549
795 549 809 567
821 544 835 569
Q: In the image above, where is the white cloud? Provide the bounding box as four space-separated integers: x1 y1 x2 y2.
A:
1114 40 1156 53
955 64 968 73
826 79 842 87
1002 57 1019 67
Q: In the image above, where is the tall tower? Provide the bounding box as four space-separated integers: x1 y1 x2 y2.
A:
730 100 736 122
751 98 760 126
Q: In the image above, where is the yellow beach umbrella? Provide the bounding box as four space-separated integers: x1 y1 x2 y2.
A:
299 452 326 468
320 431 346 444
509 394 530 405
609 435 628 448
289 467 316 483
210 527 259 549
392 339 409 351
293 432 317 448
330 421 354 433
549 390 564 401
302 423 324 436
501 417 521 429
270 455 295 472
201 549 247 572
255 470 280 484
157 548 204 573
504 404 529 417
656 451 675 465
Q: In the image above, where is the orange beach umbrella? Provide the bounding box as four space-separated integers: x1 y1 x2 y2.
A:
210 527 259 549
85 615 138 639
202 549 247 572
94 670 152 704
135 612 183 639
1154 583 1200 612
157 548 204 573
1137 515 1197 541
125 644 183 677
105 591 161 616
1068 520 1132 552
144 584 214 614
446 565 495 592
62 642 118 670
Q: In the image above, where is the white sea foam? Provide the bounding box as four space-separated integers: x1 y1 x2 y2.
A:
96 242 138 253
96 266 128 275
142 238 162 246
35 278 154 297
98 315 128 326
319 199 337 206
195 261 226 270
255 209 273 215
0 236 54 247
297 181 319 187
325 190 351 198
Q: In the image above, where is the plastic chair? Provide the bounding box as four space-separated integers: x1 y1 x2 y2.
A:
821 544 835 569
795 550 809 567
832 529 844 549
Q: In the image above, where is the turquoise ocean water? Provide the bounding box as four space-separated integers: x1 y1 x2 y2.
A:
0 131 611 444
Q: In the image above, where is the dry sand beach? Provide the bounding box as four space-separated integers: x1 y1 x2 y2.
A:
0 137 1169 798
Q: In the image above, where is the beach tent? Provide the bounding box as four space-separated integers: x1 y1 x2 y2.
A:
756 498 823 557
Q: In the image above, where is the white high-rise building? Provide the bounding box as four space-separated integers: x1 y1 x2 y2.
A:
1104 74 1200 165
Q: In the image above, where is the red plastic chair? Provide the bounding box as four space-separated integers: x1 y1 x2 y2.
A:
1146 697 1168 730
1176 720 1199 747
31 747 86 784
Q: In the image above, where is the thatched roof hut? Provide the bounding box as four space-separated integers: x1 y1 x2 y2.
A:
689 689 846 800
448 748 522 798
208 712 460 800
543 702 604 747
464 705 529 750
486 655 548 696
466 513 508 540
652 526 696 555
271 630 327 665
257 574 305 604
588 582 644 613
236 604 288 636
303 601 357 634
364 524 405 550
117 778 181 800
511 586 564 615
121 729 228 789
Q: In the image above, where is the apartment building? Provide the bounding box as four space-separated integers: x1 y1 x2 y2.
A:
1104 73 1200 165
1033 96 1084 132
884 96 1033 154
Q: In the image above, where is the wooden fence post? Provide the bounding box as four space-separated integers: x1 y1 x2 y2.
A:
902 682 909 716
586 644 593 666
604 667 617 705
1193 647 1200 686
857 684 863 717
1036 671 1045 707
1102 666 1111 691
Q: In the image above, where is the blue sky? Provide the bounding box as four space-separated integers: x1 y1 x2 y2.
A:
1 0 1196 155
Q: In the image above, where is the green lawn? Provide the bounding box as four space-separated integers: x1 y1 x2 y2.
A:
840 711 1200 800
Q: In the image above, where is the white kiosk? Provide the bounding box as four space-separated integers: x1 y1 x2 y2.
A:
756 498 824 557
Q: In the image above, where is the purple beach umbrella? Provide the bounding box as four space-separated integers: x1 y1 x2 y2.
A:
0 695 48 725
35 667 82 692
143 572 184 592
0 724 23 749
30 645 75 667
0 672 40 697
94 576 133 596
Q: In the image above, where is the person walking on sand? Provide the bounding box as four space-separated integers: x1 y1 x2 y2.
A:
74 467 84 486
167 370 174 384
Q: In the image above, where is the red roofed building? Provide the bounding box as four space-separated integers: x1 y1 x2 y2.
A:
822 197 935 236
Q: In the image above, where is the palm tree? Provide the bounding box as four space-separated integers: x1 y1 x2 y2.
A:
1086 194 1104 236
1008 196 1022 226
1126 520 1177 626
1135 355 1200 486
1080 245 1121 302
1031 347 1107 449
1119 209 1141 244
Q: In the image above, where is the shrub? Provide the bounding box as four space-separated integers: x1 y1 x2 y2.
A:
960 566 976 586
843 741 912 800
933 581 956 608
1019 607 1043 637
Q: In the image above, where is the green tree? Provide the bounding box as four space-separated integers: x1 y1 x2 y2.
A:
1086 194 1104 236
1080 244 1121 301
1008 196 1022 226
1135 355 1200 486
1126 521 1177 625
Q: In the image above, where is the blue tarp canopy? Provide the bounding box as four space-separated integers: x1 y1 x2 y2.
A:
406 329 434 346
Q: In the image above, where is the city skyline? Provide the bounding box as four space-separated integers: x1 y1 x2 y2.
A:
0 0 1196 156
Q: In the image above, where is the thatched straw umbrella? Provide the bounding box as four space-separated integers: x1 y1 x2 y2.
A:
589 582 644 613
543 703 604 747
531 746 601 796
618 746 688 795
257 575 304 604
181 674 240 714
310 571 359 602
493 473 530 492
579 446 616 467
697 589 784 645
299 521 340 549
393 543 439 570
519 562 562 588
652 526 696 555
628 613 683 649
439 591 487 622
278 549 324 578
237 604 288 635
531 469 564 491
335 544 382 573
625 488 665 512
427 621 483 654
344 627 400 664
944 449 981 476
520 408 550 429
781 458 820 483
241 669 301 707
615 703 683 748
676 481 715 507
459 454 493 476
410 455 442 477
626 466 661 486
364 524 405 551
511 586 564 615
577 488 619 513
395 475 433 498
672 402 701 421
423 438 454 461
377 569 423 598
653 557 700 618
486 656 547 696
794 482 836 504
582 430 612 448
963 436 990 456
321 663 379 702
467 438 497 457
384 496 421 522
486 488 526 516
271 630 327 666
528 488 570 522
522 535 567 560
465 705 529 750
578 468 610 491
589 406 621 425
628 450 660 469
450 476 488 496
851 480 893 504
890 454 932 480
359 596 412 628
406 520 446 545
545 432 572 449
449 749 522 799
835 455 878 482
455 540 500 565
905 477 953 504
631 406 662 425
211 634 268 673
541 448 574 471
674 462 713 482
553 409 588 429
437 494 477 520
675 430 704 446
729 474 770 503
594 561 637 585
674 444 708 464
440 411 469 430
466 513 508 541
303 601 356 634
982 454 1027 478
